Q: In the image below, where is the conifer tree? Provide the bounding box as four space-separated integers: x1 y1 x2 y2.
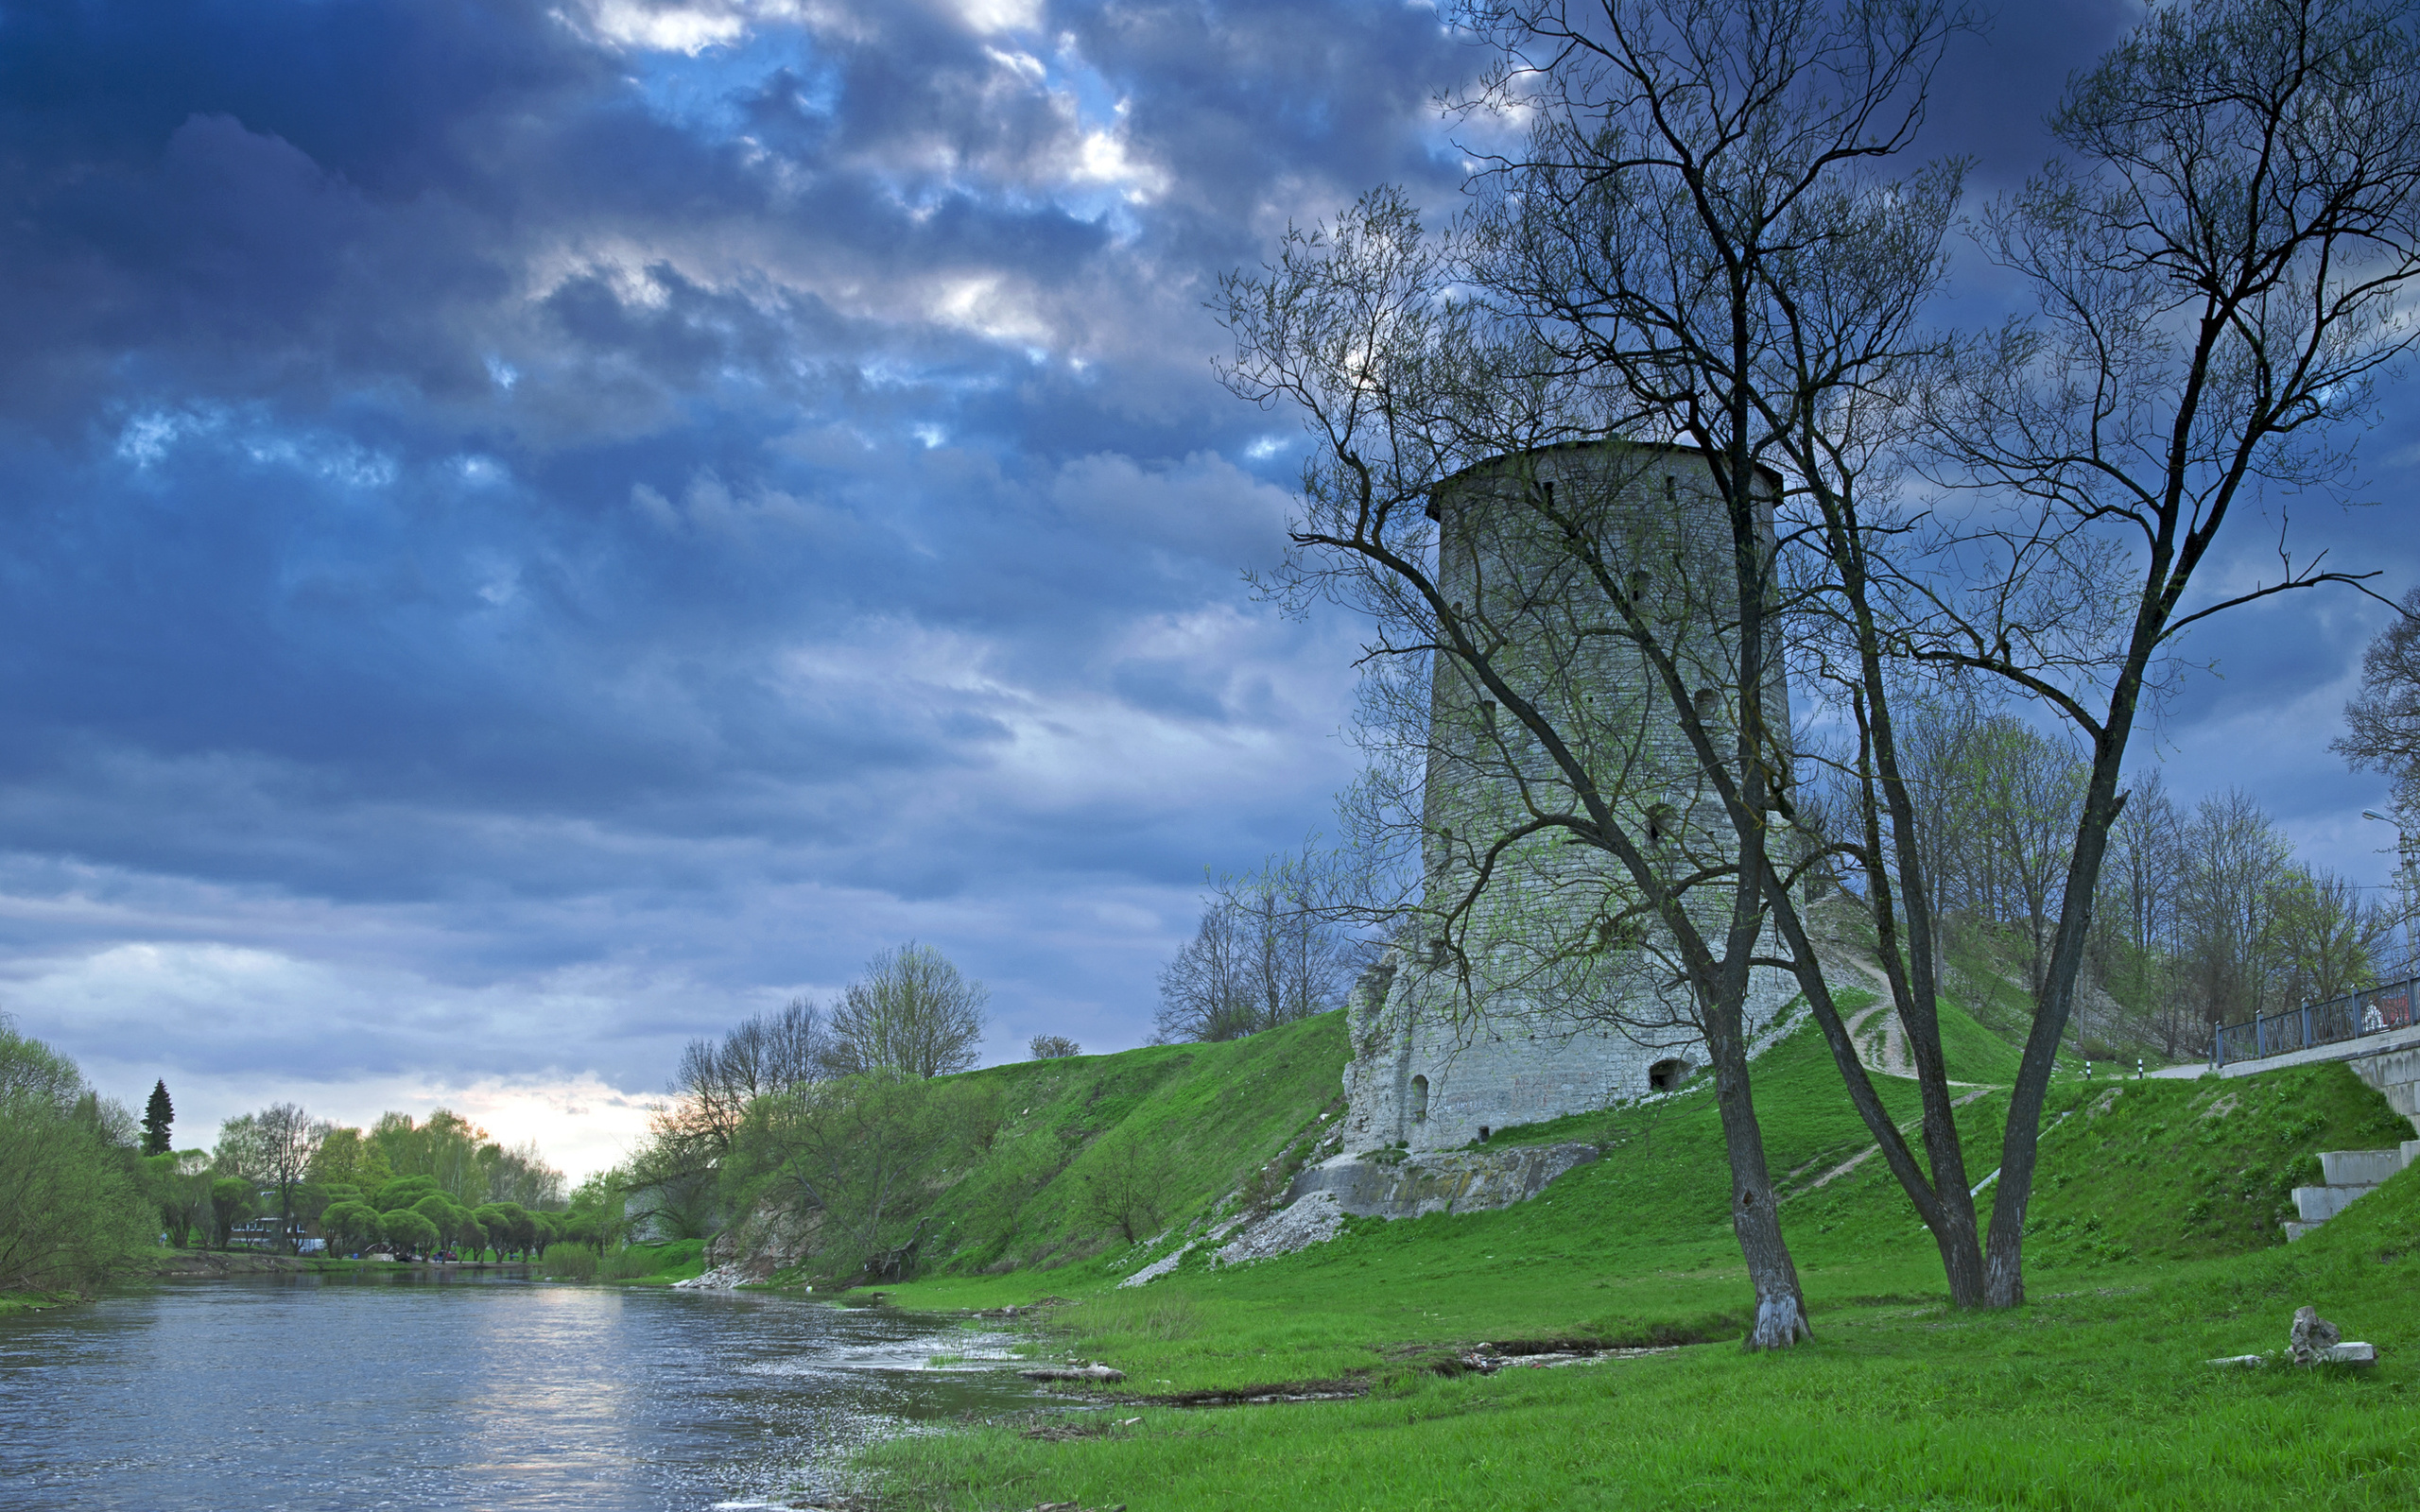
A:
141 1080 174 1158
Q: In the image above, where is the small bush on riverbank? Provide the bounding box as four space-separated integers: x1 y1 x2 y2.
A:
602 1239 706 1283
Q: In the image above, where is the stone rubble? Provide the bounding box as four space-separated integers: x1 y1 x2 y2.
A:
2206 1305 2377 1368
1117 1217 1246 1288
2288 1304 2342 1365
673 1263 754 1291
1018 1363 1126 1383
1213 1190 1344 1266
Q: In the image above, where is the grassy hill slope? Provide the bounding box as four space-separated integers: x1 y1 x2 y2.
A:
856 1014 2420 1510
865 1011 1350 1280
881 996 2408 1382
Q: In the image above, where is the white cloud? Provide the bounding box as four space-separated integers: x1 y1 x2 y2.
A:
929 273 1058 348
953 0 1042 35
577 0 749 54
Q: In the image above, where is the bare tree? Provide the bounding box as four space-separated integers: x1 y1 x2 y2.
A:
2336 585 2420 813
2100 771 2192 1055
252 1104 329 1256
482 1139 566 1209
1028 1035 1081 1059
668 997 830 1159
1080 1134 1171 1244
1222 0 1973 1340
1156 856 1360 1043
1914 0 2420 1305
2174 790 2295 1026
1459 0 1979 1331
825 943 988 1079
1155 900 1257 1044
2268 865 2394 1006
1991 727 2086 1002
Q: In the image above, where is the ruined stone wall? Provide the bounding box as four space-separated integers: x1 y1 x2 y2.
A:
1340 441 1800 1153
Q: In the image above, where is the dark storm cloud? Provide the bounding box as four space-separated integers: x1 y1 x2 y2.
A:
0 0 2401 1173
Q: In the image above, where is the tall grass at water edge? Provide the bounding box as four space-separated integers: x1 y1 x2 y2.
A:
537 1239 706 1284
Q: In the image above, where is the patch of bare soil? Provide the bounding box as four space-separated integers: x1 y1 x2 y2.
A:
1127 1379 1369 1406
148 1251 313 1278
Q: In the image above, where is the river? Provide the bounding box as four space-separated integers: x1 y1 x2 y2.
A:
0 1273 1041 1510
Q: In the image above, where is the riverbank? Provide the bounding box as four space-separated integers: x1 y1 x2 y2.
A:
0 1290 81 1316
868 1240 2420 1512
141 1250 541 1280
836 1030 2420 1508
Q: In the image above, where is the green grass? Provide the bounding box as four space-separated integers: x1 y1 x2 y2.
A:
867 1259 2420 1510
836 1012 1351 1283
2020 1067 2412 1263
0 1290 78 1316
598 1238 708 1283
850 1004 2420 1509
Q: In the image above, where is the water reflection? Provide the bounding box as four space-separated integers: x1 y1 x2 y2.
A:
0 1274 1040 1511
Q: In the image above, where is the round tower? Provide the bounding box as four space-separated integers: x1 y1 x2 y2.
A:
1340 439 1801 1152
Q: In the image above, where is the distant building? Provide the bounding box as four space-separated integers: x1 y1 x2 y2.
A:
228 1214 311 1252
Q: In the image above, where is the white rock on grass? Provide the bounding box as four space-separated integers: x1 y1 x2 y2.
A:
1119 1214 1247 1288
673 1263 752 1291
1213 1191 1344 1266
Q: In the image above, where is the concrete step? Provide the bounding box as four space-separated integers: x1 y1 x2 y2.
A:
2322 1148 2409 1185
2284 1143 2417 1239
2292 1184 2378 1223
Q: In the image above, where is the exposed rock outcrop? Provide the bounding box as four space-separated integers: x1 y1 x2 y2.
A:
704 1198 822 1271
1137 1142 1602 1278
1288 1143 1600 1219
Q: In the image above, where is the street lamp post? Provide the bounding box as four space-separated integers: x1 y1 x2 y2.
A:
2362 810 2419 982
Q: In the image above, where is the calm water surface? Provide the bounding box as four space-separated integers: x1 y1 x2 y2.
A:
0 1274 1040 1510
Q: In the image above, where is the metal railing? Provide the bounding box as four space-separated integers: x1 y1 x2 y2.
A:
2212 975 2419 1068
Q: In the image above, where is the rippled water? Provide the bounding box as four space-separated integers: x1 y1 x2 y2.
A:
0 1273 1040 1511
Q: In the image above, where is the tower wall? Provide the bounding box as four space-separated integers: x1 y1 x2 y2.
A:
1340 441 1800 1153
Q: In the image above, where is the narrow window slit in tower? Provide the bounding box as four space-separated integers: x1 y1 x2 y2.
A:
1478 699 1496 730
1410 1075 1430 1125
1646 803 1677 849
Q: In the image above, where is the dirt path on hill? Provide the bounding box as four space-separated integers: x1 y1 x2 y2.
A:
1823 949 1992 1090
1784 929 2011 1195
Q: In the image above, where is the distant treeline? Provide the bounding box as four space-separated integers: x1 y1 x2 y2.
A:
0 1013 599 1297
153 1102 585 1261
1794 690 2408 1059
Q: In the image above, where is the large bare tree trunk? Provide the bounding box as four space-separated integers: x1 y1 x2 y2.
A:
1703 997 1809 1349
1983 733 2129 1306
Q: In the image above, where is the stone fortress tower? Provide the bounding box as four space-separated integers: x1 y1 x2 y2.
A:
1339 440 1803 1153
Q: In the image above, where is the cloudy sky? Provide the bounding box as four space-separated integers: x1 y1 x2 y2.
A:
3 0 2411 1180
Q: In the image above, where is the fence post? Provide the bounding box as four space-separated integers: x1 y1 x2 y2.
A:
2303 1005 2313 1050
2256 1014 2266 1058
